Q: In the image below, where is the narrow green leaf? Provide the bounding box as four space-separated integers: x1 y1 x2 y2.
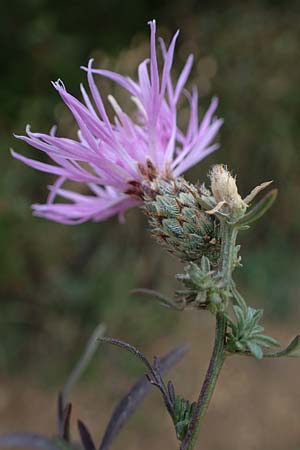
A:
131 288 183 310
230 282 248 313
247 341 263 359
200 256 211 273
235 341 245 351
224 313 236 332
235 189 278 227
251 325 265 335
233 305 246 337
233 305 245 324
252 334 280 349
252 309 264 323
264 335 300 358
244 309 264 335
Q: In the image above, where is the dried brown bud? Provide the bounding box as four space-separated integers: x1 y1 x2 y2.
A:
209 165 247 214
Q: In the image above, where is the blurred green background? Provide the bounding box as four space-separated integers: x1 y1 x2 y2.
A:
1 1 300 449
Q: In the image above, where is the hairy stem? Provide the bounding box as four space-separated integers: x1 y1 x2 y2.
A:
219 222 238 283
181 313 226 450
181 222 238 450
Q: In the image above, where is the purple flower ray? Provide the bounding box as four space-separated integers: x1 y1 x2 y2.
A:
13 19 223 224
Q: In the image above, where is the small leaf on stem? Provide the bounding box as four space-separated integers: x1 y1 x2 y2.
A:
235 189 278 227
264 335 300 358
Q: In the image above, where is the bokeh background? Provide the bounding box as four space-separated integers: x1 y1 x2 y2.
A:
1 0 300 449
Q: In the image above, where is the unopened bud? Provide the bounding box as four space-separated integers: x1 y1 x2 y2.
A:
210 165 247 214
142 176 220 263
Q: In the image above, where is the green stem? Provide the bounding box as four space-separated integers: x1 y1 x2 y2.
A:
219 222 238 282
181 313 226 450
181 222 238 450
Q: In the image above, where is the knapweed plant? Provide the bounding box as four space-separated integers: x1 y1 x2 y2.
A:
4 20 299 450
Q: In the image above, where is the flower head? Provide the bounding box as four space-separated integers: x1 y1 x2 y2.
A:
13 20 223 224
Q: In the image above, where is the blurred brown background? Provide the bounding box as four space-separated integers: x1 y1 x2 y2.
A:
1 0 300 449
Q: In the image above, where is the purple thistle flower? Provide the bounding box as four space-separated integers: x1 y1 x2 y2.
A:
13 20 223 225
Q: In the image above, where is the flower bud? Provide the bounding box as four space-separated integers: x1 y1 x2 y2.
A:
210 165 247 214
142 176 220 263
